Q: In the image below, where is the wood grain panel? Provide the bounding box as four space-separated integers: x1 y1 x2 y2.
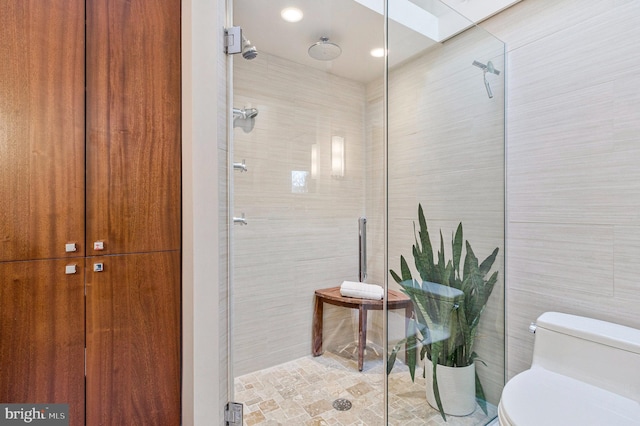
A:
0 1 85 262
86 251 181 425
86 0 181 255
0 260 85 426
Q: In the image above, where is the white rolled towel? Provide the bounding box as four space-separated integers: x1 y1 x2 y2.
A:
340 281 384 300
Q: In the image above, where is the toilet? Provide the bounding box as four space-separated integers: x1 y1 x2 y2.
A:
498 312 640 425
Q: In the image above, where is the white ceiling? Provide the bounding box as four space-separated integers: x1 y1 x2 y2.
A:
233 0 520 83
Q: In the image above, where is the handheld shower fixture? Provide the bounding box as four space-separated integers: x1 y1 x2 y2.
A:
233 107 259 133
233 107 258 119
473 60 501 99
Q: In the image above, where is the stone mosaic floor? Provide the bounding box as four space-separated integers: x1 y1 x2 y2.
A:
234 349 497 426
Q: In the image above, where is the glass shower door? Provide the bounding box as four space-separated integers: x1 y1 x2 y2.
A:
385 2 506 425
228 1 505 425
229 1 386 424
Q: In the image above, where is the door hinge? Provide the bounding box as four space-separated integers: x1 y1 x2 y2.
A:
225 402 243 426
224 26 242 55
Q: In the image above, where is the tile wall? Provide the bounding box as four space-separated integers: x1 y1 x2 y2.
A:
370 27 506 405
210 0 640 422
232 23 507 405
481 0 640 378
232 53 369 376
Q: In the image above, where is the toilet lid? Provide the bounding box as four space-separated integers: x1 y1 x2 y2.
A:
499 367 640 426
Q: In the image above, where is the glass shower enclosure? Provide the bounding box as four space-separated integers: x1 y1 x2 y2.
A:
228 1 505 424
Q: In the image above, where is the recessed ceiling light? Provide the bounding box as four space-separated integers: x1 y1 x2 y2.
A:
370 47 385 58
281 7 303 23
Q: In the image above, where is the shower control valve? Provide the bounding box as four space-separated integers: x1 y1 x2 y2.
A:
233 160 248 172
233 213 248 226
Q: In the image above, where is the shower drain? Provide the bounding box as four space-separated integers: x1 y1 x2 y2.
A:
332 398 352 411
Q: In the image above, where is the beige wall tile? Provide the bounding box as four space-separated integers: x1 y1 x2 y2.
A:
232 52 368 376
483 0 640 384
614 226 640 302
509 223 614 296
380 29 506 404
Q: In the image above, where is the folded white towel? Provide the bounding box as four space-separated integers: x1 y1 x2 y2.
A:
340 281 384 300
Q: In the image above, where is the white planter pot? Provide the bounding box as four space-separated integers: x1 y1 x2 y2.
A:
425 362 476 416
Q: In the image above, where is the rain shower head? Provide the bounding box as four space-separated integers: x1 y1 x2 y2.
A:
308 37 342 61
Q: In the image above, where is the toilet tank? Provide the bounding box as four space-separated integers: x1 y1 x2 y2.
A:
532 312 640 402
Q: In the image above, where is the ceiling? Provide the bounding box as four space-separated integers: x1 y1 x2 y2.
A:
233 0 520 83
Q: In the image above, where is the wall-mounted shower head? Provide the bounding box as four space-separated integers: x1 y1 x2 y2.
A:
242 37 258 60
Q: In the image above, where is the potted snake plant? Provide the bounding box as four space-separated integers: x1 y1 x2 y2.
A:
387 204 499 421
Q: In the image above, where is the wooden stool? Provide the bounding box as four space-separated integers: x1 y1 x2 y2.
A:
312 286 412 371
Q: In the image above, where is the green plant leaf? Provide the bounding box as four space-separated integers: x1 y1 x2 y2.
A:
438 230 446 283
387 319 420 380
390 269 402 284
417 204 434 263
414 204 435 282
452 223 463 276
400 255 413 281
387 205 501 420
479 247 499 276
403 286 433 328
463 241 478 279
413 245 430 282
406 324 417 382
442 261 453 288
387 341 402 375
431 359 446 421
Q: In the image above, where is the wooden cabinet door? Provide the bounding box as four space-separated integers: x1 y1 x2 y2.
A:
86 251 181 425
86 0 181 256
0 1 85 262
0 260 85 426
